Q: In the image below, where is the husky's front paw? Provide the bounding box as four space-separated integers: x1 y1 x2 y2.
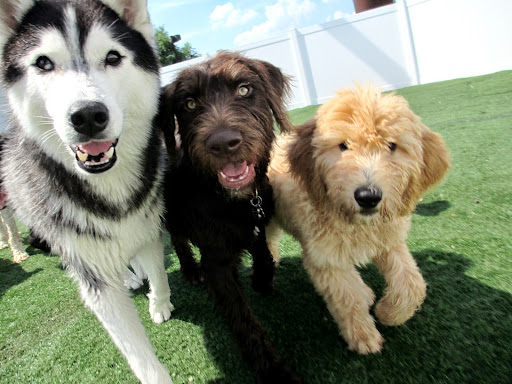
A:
148 293 174 324
124 268 144 290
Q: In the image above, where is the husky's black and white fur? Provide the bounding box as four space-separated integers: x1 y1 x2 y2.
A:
0 1 174 382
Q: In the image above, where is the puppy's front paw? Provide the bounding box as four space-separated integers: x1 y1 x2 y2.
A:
344 317 384 354
12 250 30 263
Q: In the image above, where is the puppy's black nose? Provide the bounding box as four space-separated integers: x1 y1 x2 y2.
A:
206 130 242 156
69 101 109 137
354 186 382 209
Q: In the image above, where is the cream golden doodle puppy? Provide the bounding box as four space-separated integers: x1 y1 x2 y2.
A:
267 85 450 354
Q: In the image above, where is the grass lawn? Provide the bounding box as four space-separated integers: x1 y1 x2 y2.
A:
1 71 511 383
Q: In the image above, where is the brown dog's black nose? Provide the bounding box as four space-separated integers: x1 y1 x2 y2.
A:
206 130 242 155
354 186 382 209
69 101 109 137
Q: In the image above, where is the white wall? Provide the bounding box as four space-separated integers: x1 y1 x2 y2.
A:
408 0 512 84
161 0 512 109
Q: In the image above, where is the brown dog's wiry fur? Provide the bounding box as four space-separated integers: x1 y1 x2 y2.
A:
267 85 450 354
160 51 302 383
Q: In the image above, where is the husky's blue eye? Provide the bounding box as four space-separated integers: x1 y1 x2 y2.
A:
105 50 122 66
35 56 54 72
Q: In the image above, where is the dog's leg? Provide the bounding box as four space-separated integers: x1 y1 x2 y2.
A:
172 234 204 284
1 208 29 263
0 213 9 249
134 238 174 324
373 243 427 326
265 218 283 264
249 232 276 296
303 253 384 354
124 258 147 290
80 279 173 384
201 251 302 384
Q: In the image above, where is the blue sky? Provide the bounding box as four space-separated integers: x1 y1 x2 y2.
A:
148 0 356 56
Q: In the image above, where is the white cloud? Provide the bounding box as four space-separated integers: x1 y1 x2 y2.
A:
210 2 258 30
234 0 316 46
326 10 353 22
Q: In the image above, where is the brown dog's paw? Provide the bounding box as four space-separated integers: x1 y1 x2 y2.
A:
251 273 275 296
257 362 303 384
181 263 204 285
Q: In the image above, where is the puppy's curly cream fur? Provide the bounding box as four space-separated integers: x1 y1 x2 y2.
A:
267 85 450 354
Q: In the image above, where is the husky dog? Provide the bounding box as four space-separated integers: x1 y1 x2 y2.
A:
0 1 174 383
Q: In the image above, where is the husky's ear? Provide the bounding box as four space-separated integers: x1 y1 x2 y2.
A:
0 0 33 49
101 0 155 45
158 83 178 163
288 118 328 207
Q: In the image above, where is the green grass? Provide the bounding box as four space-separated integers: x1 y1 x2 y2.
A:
1 71 512 383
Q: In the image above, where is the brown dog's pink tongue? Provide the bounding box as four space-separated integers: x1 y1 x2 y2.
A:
221 161 247 177
77 141 114 156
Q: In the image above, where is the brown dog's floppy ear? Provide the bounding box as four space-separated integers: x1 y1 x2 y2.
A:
288 118 327 207
157 83 178 163
419 125 450 193
249 59 292 133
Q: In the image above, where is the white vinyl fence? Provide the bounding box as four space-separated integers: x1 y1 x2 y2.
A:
161 0 512 109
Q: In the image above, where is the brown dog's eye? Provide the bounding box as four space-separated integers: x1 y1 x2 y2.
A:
237 85 251 97
388 142 397 152
339 142 349 151
185 98 197 110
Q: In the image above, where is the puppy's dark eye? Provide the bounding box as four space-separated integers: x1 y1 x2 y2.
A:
388 142 397 152
35 56 54 72
105 50 122 66
237 85 251 97
185 98 197 110
339 142 349 151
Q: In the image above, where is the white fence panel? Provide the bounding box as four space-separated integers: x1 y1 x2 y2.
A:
160 0 512 109
408 0 512 84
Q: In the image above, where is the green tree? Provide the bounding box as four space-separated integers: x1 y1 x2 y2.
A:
154 26 200 66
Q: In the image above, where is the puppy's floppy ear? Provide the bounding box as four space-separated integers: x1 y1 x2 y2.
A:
288 118 327 206
157 83 178 163
419 125 450 192
101 0 155 46
249 59 292 133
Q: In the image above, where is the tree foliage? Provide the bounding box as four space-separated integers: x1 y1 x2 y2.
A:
154 26 200 66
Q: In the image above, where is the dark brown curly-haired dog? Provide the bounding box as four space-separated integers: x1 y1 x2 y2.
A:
160 51 302 383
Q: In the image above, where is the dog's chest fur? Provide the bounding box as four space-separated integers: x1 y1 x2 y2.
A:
165 163 273 252
2 128 165 276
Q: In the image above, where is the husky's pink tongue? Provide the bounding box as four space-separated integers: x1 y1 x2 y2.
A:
221 161 248 177
77 140 115 155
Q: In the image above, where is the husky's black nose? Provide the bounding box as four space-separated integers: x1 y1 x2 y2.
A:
206 129 243 156
69 101 109 137
354 186 382 209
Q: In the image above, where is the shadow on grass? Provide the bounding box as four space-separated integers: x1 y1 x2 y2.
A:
414 200 451 216
0 257 42 298
163 249 512 384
